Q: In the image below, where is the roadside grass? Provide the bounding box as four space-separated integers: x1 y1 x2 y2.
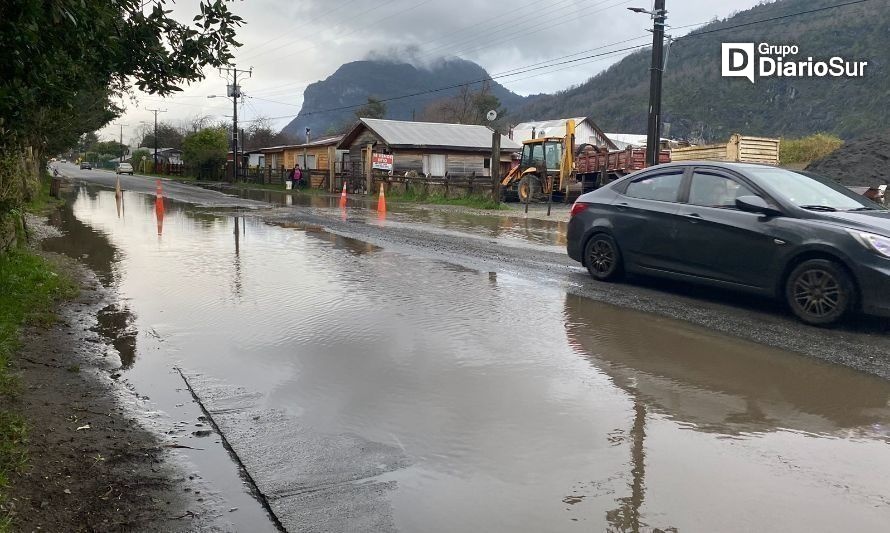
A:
386 189 507 210
780 133 843 166
1 175 77 530
229 182 328 195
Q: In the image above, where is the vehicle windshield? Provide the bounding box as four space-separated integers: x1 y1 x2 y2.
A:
745 167 884 211
544 141 563 170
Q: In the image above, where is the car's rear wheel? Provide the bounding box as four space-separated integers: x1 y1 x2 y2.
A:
584 234 623 281
785 259 853 326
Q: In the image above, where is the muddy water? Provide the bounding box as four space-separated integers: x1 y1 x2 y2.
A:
218 186 568 248
52 185 890 532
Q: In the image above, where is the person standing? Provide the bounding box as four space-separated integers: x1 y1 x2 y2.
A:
292 164 302 189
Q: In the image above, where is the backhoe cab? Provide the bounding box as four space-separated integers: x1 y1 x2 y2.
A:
501 119 576 203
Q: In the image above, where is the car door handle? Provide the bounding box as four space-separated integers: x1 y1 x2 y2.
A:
616 202 629 211
684 212 702 223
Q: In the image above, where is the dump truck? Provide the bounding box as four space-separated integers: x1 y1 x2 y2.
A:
670 134 780 165
501 119 670 203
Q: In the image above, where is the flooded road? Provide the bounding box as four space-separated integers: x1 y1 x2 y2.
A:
48 184 890 532
214 184 568 249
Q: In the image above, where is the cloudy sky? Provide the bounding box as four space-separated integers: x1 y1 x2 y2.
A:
101 0 765 144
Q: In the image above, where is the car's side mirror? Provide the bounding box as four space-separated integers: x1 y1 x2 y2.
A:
736 195 782 216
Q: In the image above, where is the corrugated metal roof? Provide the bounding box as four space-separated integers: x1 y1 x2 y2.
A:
512 117 587 133
361 118 520 151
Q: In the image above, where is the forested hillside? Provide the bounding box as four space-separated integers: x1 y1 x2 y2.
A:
517 0 889 141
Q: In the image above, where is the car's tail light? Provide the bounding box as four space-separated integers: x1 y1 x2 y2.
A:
570 202 589 218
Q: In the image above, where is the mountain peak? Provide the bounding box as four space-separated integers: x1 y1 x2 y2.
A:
281 58 525 138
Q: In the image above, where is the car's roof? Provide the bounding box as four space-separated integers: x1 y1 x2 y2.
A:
646 161 782 171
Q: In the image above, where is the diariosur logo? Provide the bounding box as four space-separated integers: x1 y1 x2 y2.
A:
722 43 867 83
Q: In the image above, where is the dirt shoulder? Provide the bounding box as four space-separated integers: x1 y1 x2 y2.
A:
2 223 211 531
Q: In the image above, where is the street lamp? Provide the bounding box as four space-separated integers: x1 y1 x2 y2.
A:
629 1 668 167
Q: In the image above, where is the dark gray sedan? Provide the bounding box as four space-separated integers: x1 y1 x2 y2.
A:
567 162 890 325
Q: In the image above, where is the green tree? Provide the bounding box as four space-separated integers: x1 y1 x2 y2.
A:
355 97 387 120
0 0 243 225
182 127 227 178
129 148 152 171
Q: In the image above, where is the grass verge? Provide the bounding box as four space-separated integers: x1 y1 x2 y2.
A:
0 251 77 522
1 172 77 530
386 189 507 210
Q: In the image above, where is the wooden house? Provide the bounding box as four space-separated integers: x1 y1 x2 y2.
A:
281 135 346 172
337 118 521 192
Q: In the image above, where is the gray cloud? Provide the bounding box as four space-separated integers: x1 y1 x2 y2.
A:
102 0 766 141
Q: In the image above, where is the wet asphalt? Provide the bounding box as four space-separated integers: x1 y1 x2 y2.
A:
52 163 890 531
58 163 890 377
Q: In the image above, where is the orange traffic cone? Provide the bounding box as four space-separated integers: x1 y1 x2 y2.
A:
377 183 386 213
339 182 347 208
155 196 165 236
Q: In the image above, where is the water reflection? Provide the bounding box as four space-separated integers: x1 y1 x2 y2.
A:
563 293 890 437
93 304 137 369
605 401 651 533
43 197 117 285
43 190 138 368
233 216 242 297
210 185 567 247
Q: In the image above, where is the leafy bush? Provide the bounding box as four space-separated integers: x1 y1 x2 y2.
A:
182 128 228 179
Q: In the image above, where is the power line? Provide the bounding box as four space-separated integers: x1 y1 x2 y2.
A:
247 95 303 107
676 0 873 41
240 0 874 125
237 0 364 61
418 0 616 60
241 43 651 124
250 0 428 67
243 0 620 101
439 0 635 64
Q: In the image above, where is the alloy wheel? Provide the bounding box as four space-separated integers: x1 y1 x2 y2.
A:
792 268 842 319
589 239 615 276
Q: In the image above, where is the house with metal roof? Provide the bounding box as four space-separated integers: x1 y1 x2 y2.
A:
337 118 521 181
510 117 616 149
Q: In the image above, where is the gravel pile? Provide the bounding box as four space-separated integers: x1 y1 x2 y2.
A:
805 132 890 187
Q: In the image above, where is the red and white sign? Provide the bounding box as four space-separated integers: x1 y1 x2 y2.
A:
372 153 394 171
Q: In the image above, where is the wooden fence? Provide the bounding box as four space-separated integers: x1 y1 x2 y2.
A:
368 172 498 199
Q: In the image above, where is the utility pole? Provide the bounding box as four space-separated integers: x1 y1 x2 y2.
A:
641 1 667 167
220 65 252 181
114 123 128 166
304 127 310 179
491 128 501 204
146 108 166 172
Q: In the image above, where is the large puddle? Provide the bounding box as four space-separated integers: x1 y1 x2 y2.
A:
214 185 568 248
46 186 890 532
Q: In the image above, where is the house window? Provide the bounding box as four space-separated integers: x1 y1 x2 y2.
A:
296 155 317 170
483 158 491 169
422 154 447 176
